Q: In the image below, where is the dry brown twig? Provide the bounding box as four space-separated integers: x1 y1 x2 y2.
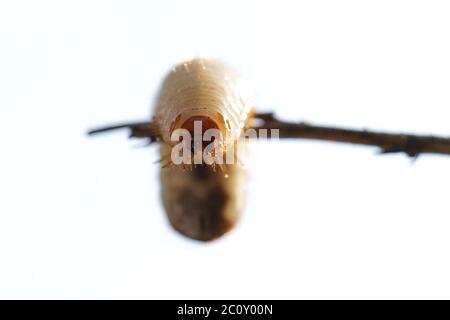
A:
88 112 450 158
251 112 450 158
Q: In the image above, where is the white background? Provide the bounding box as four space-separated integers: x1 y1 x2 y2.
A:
1 0 450 299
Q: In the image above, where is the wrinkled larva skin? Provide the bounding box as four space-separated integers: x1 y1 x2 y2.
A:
153 58 254 241
153 58 254 144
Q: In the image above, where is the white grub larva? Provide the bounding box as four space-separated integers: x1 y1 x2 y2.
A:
154 58 255 241
89 58 450 241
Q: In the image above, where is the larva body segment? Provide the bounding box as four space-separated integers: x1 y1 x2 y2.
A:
153 58 255 241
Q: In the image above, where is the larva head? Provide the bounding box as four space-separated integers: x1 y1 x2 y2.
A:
180 115 220 142
181 115 220 161
166 111 239 169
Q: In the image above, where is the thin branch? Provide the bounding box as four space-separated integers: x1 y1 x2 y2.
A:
87 121 158 140
251 112 450 157
87 113 450 158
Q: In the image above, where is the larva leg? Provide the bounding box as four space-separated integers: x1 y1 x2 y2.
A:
87 121 159 142
251 112 450 157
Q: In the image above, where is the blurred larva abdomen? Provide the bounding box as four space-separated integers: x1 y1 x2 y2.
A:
154 58 254 241
160 162 247 241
